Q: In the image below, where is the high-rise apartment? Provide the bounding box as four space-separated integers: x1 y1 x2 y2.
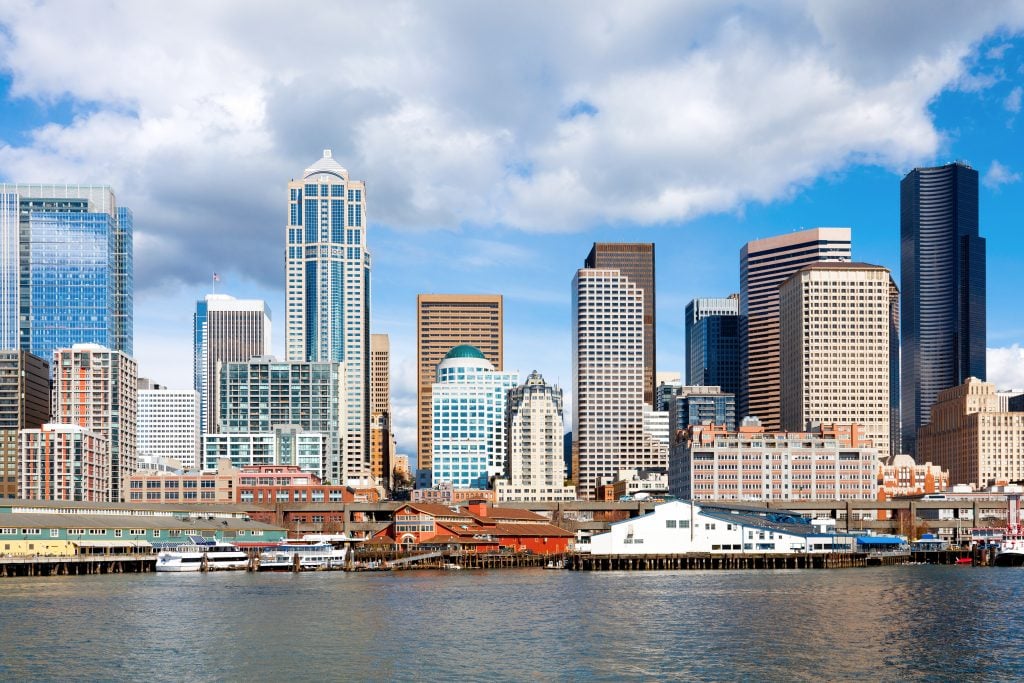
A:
193 293 271 436
740 227 852 430
285 150 370 482
0 184 133 363
901 162 985 455
0 350 50 498
685 295 740 394
19 423 109 502
218 356 340 481
573 265 666 500
584 243 656 406
495 370 576 502
370 333 395 487
416 294 503 471
779 263 898 459
430 345 518 489
138 389 200 470
51 343 138 502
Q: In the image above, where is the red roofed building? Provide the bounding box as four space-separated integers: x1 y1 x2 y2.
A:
377 500 573 554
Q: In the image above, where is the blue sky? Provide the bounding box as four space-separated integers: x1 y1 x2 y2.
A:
1 2 1024 457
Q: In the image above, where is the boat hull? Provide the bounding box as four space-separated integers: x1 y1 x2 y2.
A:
993 551 1024 567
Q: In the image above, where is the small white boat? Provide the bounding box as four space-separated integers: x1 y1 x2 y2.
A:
994 534 1024 567
259 541 348 571
156 536 249 572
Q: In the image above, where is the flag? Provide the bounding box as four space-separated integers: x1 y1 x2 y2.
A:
213 272 220 282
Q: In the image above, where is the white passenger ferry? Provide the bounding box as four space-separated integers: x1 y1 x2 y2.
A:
258 540 349 571
156 536 250 572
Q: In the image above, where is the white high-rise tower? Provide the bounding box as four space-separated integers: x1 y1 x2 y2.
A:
285 150 371 482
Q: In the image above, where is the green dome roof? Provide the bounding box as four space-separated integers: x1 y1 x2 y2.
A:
444 344 485 360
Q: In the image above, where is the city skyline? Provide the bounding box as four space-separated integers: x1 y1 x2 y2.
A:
1 4 1024 459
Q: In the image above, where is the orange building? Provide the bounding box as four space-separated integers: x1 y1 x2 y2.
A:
877 454 949 500
378 501 573 554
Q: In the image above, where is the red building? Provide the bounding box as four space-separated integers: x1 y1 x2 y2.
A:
236 465 382 506
377 500 574 554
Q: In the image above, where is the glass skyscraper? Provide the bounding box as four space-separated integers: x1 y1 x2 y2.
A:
285 151 370 483
0 184 133 365
900 162 985 455
685 296 740 395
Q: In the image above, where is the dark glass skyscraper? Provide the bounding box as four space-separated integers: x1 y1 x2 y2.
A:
685 296 740 395
900 162 985 455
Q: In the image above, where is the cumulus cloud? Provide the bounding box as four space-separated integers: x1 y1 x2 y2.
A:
983 160 1022 189
1006 85 1023 112
0 1 1023 294
988 345 1024 391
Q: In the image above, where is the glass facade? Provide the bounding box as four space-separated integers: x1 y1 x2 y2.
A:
900 162 985 455
685 297 740 395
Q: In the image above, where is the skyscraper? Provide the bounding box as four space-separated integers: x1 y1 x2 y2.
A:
370 333 395 487
740 227 852 430
901 162 985 455
193 293 271 436
0 184 134 363
584 243 656 406
430 345 518 489
573 265 665 500
138 389 200 470
779 263 898 459
0 350 49 498
51 343 138 502
685 295 740 394
496 370 576 502
285 150 370 482
416 294 503 471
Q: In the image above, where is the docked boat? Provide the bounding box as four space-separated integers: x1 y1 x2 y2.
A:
258 541 348 571
994 534 1024 567
156 536 249 572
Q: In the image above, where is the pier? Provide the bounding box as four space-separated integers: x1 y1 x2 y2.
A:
569 553 872 571
0 554 156 577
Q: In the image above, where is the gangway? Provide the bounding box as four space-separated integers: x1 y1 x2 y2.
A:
387 551 448 567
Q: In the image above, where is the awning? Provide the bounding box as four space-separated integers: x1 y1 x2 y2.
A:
73 540 153 549
856 536 903 546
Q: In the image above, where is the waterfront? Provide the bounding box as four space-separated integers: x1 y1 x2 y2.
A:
1 567 1023 681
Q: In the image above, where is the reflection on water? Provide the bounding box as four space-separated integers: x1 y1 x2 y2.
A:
1 566 1022 681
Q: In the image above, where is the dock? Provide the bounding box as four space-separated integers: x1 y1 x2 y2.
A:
0 553 156 577
569 552 889 571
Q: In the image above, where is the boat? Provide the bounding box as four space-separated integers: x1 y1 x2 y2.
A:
993 493 1024 568
156 536 249 572
441 562 462 570
544 559 565 570
258 540 348 571
955 557 974 565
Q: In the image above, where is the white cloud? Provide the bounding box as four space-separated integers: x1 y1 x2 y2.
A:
982 160 1022 189
0 2 1022 291
1006 85 1023 112
988 345 1024 391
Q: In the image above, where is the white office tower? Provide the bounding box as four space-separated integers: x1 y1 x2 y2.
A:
430 345 518 489
138 389 200 470
496 371 576 502
572 268 666 500
193 294 271 436
285 150 371 483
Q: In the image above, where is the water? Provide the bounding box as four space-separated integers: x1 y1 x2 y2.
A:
1 566 1023 681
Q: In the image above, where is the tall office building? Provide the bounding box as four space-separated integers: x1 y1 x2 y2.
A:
416 294 503 470
779 263 898 459
193 293 272 436
901 162 985 455
218 356 340 480
685 295 740 394
573 265 666 500
430 345 518 489
495 370 576 502
370 333 395 486
740 227 851 430
138 389 200 470
584 243 656 406
51 344 138 502
0 184 134 363
0 350 50 498
285 150 371 482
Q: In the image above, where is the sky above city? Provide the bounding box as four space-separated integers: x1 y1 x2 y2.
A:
2 2 1024 459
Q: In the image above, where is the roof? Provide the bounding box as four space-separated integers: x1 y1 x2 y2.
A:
0 512 284 533
444 344 485 360
1 498 256 516
396 502 548 524
303 149 348 180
